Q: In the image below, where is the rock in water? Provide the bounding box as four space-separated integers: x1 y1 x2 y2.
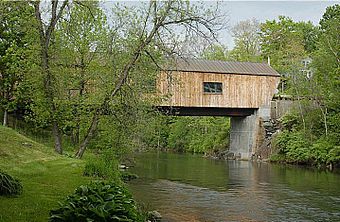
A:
119 164 129 170
148 210 162 222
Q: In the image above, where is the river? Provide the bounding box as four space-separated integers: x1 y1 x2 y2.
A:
127 152 340 222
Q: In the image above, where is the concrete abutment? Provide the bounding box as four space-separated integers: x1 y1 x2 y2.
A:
229 106 270 160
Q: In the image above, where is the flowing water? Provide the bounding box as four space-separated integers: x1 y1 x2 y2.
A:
127 152 340 222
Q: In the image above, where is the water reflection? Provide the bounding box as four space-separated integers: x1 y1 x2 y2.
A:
128 152 340 222
131 152 230 191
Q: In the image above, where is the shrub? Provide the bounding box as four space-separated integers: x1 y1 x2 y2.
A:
280 112 300 131
272 130 292 154
269 153 286 163
0 170 23 196
83 151 120 181
310 138 332 165
312 138 340 165
50 181 144 222
327 146 340 164
272 130 311 164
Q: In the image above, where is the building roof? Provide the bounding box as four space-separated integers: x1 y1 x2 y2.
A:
165 58 280 77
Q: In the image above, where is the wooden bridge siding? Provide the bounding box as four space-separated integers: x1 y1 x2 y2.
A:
157 71 279 108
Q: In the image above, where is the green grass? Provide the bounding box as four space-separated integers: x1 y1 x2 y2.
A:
0 126 91 222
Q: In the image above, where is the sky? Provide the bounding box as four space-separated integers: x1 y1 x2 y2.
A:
102 1 339 49
221 1 339 48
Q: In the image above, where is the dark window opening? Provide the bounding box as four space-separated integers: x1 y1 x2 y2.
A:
203 82 222 94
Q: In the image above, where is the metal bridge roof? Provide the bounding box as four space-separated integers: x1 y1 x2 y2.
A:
166 58 280 77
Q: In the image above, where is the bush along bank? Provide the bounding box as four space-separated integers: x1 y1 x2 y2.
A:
49 180 146 222
81 150 160 221
66 151 147 221
269 112 340 169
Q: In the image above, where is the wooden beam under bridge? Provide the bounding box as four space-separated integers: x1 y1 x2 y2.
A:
157 106 256 117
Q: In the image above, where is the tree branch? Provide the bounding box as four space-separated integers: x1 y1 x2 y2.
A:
46 0 68 47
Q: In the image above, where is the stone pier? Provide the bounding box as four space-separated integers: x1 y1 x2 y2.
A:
229 106 271 160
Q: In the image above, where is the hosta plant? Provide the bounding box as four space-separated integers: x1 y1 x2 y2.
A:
50 180 144 222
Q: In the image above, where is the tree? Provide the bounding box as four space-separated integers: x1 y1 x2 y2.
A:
74 0 225 158
201 44 229 61
54 2 109 145
259 17 317 138
269 7 340 166
259 16 306 74
0 2 35 126
33 0 69 154
32 1 106 154
296 21 319 54
229 18 261 62
313 4 340 139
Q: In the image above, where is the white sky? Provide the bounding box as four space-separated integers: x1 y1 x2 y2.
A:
222 1 339 48
102 1 340 49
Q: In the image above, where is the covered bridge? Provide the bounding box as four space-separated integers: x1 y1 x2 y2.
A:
156 58 280 160
157 58 280 116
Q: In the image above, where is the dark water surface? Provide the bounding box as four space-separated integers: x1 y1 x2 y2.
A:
127 152 340 222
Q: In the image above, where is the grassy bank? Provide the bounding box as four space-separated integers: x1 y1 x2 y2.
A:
0 126 91 221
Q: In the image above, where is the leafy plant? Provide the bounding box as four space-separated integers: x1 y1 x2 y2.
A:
0 170 23 196
50 181 144 222
83 151 119 181
272 130 311 164
280 112 300 131
327 146 340 164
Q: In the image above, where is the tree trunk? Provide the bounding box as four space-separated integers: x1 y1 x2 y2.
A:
3 109 8 126
297 97 306 132
73 60 86 146
34 1 68 155
52 120 63 154
71 126 80 145
318 102 328 136
291 73 306 132
75 113 98 158
323 107 328 136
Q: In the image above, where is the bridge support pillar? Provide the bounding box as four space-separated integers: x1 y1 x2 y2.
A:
229 106 270 160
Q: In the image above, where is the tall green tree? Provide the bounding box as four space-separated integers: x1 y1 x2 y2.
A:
0 2 36 126
201 44 229 61
54 2 109 146
31 1 107 154
260 16 306 74
33 0 69 154
229 18 261 62
270 7 340 166
296 21 319 54
313 4 340 139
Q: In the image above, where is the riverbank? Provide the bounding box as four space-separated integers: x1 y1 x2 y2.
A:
198 147 339 172
0 126 154 221
0 126 91 221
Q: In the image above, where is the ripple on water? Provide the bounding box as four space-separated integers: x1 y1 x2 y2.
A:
128 153 340 222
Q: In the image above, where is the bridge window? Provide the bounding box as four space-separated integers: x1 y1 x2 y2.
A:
203 82 222 94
